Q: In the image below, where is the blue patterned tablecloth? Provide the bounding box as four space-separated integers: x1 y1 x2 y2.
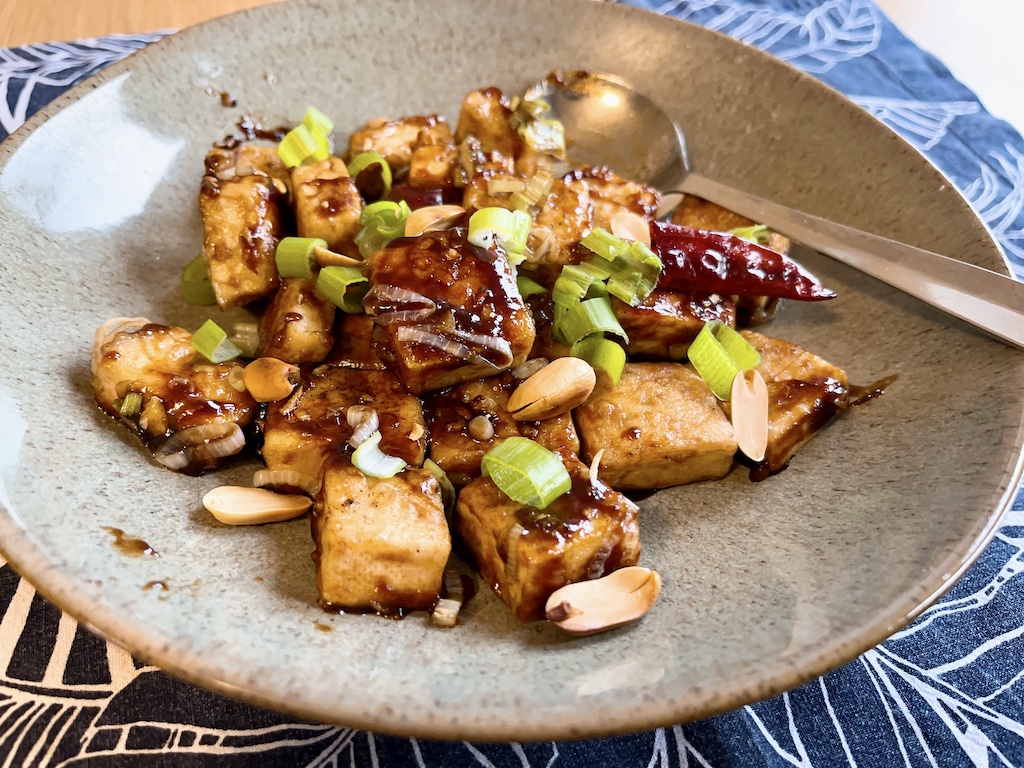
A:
2 1 1024 766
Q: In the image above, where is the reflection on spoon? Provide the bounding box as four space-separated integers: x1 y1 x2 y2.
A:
529 70 1024 351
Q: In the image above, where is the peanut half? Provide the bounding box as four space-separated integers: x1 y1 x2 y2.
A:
506 357 596 421
404 205 466 237
730 368 769 462
242 357 300 402
545 567 662 636
203 486 312 525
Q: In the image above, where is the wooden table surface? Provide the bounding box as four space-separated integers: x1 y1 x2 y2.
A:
2 0 1022 131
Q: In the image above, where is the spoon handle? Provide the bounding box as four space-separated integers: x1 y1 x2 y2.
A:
679 173 1024 351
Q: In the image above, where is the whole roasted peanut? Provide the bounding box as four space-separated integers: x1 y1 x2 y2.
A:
242 357 300 402
545 566 662 636
506 357 596 421
203 486 312 525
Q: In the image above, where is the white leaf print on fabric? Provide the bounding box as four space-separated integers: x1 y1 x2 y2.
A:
849 96 980 150
650 0 881 73
0 34 164 135
962 144 1024 272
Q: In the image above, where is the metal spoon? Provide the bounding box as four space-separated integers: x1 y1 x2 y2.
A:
528 71 1024 351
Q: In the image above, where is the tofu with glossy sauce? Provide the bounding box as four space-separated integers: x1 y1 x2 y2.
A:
574 363 737 489
364 228 535 394
200 145 286 309
290 156 363 256
455 456 641 621
257 278 335 365
313 461 451 613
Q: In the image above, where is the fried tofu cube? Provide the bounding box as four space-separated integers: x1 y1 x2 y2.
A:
327 313 387 370
200 145 286 309
313 463 451 612
570 167 659 230
742 332 849 473
257 278 335 365
92 323 257 471
409 139 457 188
454 87 520 159
574 363 737 489
291 157 363 256
462 170 518 213
455 458 641 621
348 115 452 178
365 229 535 394
422 372 580 486
262 366 426 485
612 291 736 359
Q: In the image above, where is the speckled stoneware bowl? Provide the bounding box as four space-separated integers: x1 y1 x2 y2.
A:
0 0 1021 741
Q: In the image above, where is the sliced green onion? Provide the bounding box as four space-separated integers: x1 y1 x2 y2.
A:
516 275 547 298
348 151 393 199
355 200 410 258
581 228 631 262
316 266 368 313
552 262 608 308
302 106 334 136
480 437 571 510
487 177 525 196
555 297 629 346
508 97 551 131
181 254 217 306
468 207 531 253
728 224 771 245
571 336 626 385
192 319 243 363
511 170 554 212
275 237 326 280
118 391 143 418
688 320 760 400
519 118 566 157
424 458 457 516
351 430 406 478
278 122 331 168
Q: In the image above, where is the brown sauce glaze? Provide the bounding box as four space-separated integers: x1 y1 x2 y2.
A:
848 374 899 407
314 621 333 632
103 527 159 558
142 580 169 591
214 115 291 149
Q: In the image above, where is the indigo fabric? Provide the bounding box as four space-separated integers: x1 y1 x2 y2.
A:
2 2 1023 765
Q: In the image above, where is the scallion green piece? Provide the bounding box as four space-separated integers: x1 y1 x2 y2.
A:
275 237 326 280
555 297 629 346
278 122 331 168
352 430 406 478
581 228 631 262
520 118 566 157
480 437 571 510
118 391 143 418
192 319 243 363
516 275 547 298
354 200 410 258
688 321 760 400
181 254 217 306
571 336 626 385
302 106 334 136
728 224 771 245
316 266 368 313
348 151 393 199
467 207 531 254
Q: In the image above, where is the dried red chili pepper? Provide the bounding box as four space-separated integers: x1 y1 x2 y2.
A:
649 222 836 301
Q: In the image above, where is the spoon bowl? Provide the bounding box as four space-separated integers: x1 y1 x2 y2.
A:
530 70 1024 351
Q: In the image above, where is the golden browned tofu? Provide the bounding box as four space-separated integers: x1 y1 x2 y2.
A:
742 331 849 474
455 457 641 621
570 167 659 231
290 157 363 256
92 323 257 471
454 87 520 159
612 291 736 359
257 278 336 365
520 177 592 285
347 115 451 178
364 228 535 394
313 462 451 613
422 372 580 487
326 313 387 370
409 139 457 189
462 170 518 213
574 363 737 489
526 294 572 360
262 365 426 486
200 145 286 309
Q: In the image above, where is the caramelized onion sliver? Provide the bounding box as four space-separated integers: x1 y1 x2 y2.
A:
346 405 380 448
154 422 245 471
396 325 477 361
253 469 318 496
92 316 152 373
